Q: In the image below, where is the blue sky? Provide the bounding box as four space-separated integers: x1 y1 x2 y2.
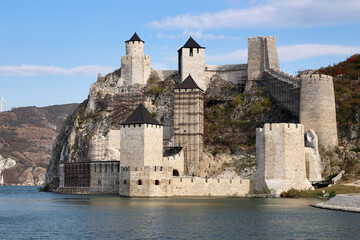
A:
1 0 360 110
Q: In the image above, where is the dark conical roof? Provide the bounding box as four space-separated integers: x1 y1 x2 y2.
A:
125 32 144 43
121 104 161 125
174 74 203 91
178 37 204 52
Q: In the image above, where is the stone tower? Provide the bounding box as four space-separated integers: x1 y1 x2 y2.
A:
247 36 280 80
120 104 163 167
121 33 151 85
255 123 313 196
173 75 204 175
299 74 338 150
178 37 206 90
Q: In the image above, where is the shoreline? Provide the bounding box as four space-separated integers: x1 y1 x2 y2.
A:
311 194 360 213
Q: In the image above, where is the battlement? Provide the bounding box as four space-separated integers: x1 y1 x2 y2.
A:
300 74 333 82
121 123 162 129
122 165 173 172
174 176 245 184
248 36 276 43
261 123 303 131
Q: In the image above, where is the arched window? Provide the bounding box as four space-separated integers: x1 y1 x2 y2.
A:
123 180 127 185
137 180 142 185
173 169 179 176
155 180 160 185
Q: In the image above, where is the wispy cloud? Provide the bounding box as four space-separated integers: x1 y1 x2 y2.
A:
148 0 360 30
157 30 241 40
0 65 114 76
205 44 360 64
278 44 360 62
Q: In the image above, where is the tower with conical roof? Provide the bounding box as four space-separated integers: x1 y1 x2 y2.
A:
120 104 163 167
178 37 206 90
173 75 204 175
121 32 151 85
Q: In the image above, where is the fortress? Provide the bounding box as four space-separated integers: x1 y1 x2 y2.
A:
56 33 338 197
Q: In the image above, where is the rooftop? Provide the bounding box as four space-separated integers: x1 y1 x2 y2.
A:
121 103 161 125
174 74 203 91
125 32 144 43
178 37 204 51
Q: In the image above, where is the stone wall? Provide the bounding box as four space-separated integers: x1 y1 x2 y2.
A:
153 70 177 81
174 88 204 175
119 166 173 197
300 74 338 150
163 149 184 176
179 48 206 90
254 123 313 196
173 177 250 197
205 64 248 85
247 36 280 80
120 124 163 167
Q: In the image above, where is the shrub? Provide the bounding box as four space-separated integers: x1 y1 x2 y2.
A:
280 188 300 198
328 191 336 198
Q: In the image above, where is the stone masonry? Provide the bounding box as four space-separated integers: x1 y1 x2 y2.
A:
121 33 151 85
300 74 338 150
254 123 314 196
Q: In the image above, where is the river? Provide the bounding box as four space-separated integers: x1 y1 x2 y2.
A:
0 186 359 239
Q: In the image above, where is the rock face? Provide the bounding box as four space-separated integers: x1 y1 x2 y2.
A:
0 104 78 185
0 155 16 185
18 167 46 186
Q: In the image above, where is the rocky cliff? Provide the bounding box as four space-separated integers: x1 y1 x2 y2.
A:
0 104 78 185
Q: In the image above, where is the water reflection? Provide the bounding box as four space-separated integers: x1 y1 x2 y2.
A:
1 186 360 239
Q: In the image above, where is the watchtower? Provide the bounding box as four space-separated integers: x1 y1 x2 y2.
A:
247 36 280 80
120 104 163 167
178 37 206 90
173 75 204 175
299 74 338 150
121 33 151 85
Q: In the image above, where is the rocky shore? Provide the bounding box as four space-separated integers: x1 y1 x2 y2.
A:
313 195 360 213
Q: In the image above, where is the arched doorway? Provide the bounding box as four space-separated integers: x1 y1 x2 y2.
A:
173 169 179 176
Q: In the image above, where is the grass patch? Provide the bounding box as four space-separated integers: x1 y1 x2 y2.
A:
297 184 360 198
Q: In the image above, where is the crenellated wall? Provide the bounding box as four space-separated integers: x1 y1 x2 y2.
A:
254 123 313 196
173 177 250 197
300 74 338 150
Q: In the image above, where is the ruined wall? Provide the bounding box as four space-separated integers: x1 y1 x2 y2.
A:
264 36 280 70
300 74 338 150
179 48 206 90
205 64 248 85
174 88 204 175
153 70 177 81
173 177 250 197
304 129 322 182
255 123 313 196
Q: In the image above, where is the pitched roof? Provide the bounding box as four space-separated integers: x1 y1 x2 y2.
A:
178 37 204 51
125 32 144 43
121 104 161 125
174 74 203 91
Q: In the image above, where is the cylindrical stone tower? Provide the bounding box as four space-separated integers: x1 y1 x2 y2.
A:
125 32 144 55
299 74 338 150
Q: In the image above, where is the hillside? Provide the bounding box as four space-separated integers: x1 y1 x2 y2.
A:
0 103 78 185
313 54 360 179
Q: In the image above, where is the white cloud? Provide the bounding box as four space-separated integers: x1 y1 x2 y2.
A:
0 65 114 76
157 30 241 40
278 44 360 62
148 0 360 29
206 44 360 64
206 49 248 63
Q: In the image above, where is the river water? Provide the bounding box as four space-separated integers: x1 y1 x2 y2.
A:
0 186 359 239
